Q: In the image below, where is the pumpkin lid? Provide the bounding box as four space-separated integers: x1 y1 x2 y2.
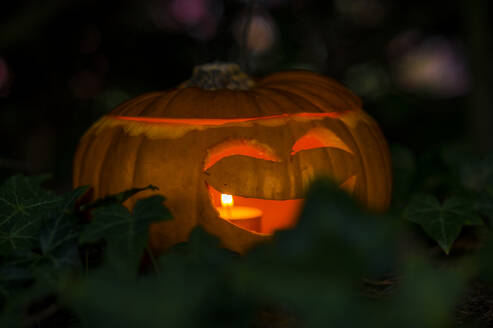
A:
108 63 362 119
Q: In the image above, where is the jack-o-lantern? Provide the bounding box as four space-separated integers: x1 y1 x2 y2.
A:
73 63 392 254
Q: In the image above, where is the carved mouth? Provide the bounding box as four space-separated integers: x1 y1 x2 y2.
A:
207 174 356 235
207 184 304 235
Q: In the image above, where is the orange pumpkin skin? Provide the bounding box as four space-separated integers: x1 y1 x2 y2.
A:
73 64 392 254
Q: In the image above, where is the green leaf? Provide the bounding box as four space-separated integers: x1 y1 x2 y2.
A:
272 178 397 277
65 229 237 328
158 227 236 274
403 194 483 254
80 195 171 274
65 273 217 328
79 184 159 212
38 186 89 268
229 179 399 327
0 175 60 255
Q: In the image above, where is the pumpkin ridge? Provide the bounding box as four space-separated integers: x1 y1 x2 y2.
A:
352 122 391 210
355 123 385 210
268 85 320 114
287 80 358 109
141 91 182 117
248 88 308 115
247 88 273 121
88 128 120 199
262 83 355 113
123 94 160 117
204 88 219 118
98 128 125 198
130 135 147 197
260 77 361 109
257 86 329 114
336 119 369 204
259 71 361 105
137 89 178 117
112 92 162 116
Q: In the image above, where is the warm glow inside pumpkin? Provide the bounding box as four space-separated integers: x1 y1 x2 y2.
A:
73 63 392 254
202 126 358 234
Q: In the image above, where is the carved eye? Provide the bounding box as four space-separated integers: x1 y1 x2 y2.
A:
204 139 281 171
291 127 353 155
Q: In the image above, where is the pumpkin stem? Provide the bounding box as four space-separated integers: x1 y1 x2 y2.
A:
180 63 255 90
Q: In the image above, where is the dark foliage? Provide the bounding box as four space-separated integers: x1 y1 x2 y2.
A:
0 160 492 327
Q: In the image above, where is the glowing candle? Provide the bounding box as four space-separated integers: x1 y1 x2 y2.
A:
218 193 263 232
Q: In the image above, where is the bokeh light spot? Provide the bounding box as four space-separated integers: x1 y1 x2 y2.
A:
170 0 208 26
391 36 470 97
149 0 220 41
234 13 277 54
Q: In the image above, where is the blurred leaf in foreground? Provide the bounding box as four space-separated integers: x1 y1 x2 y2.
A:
403 194 483 254
79 195 171 276
66 227 243 328
158 227 237 272
230 179 399 328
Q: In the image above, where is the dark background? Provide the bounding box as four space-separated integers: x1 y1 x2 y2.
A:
1 0 491 191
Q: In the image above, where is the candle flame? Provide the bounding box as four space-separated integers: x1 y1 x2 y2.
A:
221 194 233 208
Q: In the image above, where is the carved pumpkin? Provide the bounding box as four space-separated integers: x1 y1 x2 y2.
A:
73 63 392 254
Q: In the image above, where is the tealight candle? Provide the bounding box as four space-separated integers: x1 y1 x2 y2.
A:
218 194 263 232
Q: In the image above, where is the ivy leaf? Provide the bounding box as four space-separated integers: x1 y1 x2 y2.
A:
403 194 483 254
0 175 61 255
80 195 169 244
79 184 159 212
158 227 236 275
38 186 89 268
80 195 171 273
